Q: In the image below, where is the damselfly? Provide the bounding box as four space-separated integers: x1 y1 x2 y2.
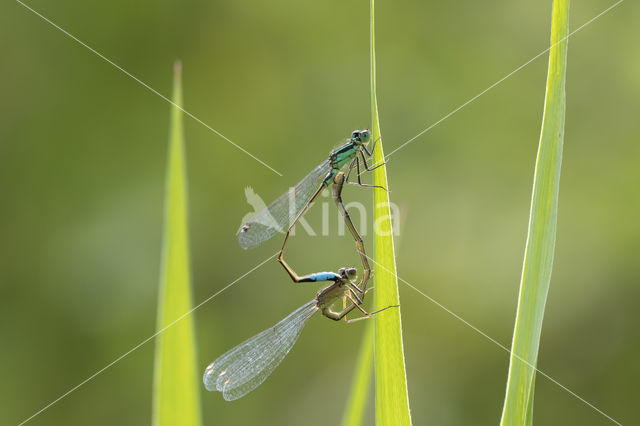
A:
237 130 378 250
203 267 395 401
238 129 382 285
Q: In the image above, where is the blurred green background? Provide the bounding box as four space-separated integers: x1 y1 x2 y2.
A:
1 0 638 425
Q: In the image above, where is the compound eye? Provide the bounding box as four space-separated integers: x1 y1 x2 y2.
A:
359 130 371 142
351 131 360 140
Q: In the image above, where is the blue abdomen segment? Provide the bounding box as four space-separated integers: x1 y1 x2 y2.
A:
302 272 340 282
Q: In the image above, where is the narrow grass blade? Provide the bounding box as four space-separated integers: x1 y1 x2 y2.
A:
370 1 412 424
340 321 373 426
152 61 202 426
500 2 569 425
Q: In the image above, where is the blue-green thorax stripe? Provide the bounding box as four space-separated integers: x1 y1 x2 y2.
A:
330 141 359 169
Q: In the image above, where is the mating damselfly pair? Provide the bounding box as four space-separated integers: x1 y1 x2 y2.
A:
203 130 395 401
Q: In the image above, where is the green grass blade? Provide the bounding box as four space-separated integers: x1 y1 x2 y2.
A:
499 2 569 424
340 322 374 426
370 1 412 424
152 61 202 426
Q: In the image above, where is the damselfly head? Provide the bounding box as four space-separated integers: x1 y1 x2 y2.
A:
338 267 357 281
351 129 371 144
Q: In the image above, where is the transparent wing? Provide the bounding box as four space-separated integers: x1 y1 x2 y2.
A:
238 160 331 249
203 300 318 401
